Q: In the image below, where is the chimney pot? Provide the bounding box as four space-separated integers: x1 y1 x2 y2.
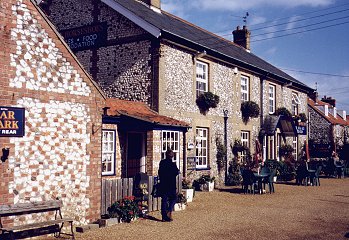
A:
139 0 161 9
233 25 251 51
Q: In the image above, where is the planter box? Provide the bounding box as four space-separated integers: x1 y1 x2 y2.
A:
99 217 120 227
200 181 214 192
174 203 186 211
182 188 194 203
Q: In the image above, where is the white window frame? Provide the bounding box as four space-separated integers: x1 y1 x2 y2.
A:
241 131 250 162
195 128 208 168
161 131 180 168
293 137 298 160
241 75 249 102
269 135 275 159
196 61 208 97
269 84 276 114
292 92 299 116
276 133 281 161
102 130 116 176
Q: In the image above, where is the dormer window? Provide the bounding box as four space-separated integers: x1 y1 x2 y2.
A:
269 84 275 114
292 92 300 116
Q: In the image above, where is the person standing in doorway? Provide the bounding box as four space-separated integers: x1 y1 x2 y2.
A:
158 149 179 222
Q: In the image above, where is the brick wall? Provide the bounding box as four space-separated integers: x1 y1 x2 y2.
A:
0 0 105 224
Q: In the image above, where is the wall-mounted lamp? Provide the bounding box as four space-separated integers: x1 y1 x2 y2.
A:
233 67 238 75
1 148 10 163
102 107 110 116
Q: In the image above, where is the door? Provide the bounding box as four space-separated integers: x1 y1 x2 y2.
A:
126 132 145 178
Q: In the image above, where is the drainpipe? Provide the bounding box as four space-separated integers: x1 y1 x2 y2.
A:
183 128 188 178
260 77 265 160
223 110 229 183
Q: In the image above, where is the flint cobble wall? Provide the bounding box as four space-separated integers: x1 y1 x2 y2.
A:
0 0 105 225
42 0 154 105
308 107 332 144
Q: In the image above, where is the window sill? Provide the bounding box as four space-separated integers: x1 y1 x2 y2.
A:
195 167 211 171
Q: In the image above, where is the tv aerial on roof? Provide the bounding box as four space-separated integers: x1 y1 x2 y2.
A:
243 12 249 25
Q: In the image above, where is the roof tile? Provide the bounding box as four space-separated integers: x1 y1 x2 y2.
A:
106 98 190 127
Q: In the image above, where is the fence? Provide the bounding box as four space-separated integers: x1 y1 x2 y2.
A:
101 174 182 216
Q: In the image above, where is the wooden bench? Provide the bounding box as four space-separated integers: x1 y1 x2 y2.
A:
0 200 74 239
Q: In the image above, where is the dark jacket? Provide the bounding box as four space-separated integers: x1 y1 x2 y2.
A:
158 158 179 196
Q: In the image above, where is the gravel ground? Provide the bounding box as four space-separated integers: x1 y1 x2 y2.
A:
45 178 349 240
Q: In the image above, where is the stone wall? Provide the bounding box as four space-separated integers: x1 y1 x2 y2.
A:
308 107 331 144
159 43 263 185
0 0 105 224
42 0 154 105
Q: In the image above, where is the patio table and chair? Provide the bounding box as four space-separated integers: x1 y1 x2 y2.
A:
242 167 275 194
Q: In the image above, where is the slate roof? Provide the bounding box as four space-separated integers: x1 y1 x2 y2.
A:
110 0 313 92
106 98 190 128
308 98 348 126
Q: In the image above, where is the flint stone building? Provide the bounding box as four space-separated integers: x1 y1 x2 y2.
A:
0 0 106 224
308 96 349 158
40 0 314 185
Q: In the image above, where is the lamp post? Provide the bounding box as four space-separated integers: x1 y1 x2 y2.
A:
223 109 229 183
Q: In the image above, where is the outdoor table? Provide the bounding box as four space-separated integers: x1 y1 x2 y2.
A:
253 173 269 194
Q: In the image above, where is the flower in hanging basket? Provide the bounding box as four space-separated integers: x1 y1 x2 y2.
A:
196 91 220 114
275 107 292 118
240 101 260 123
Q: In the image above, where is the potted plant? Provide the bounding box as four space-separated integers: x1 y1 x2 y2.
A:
196 175 215 192
174 193 187 211
294 113 307 126
107 196 142 223
279 144 294 161
275 107 292 118
240 101 260 123
182 178 194 203
196 91 220 114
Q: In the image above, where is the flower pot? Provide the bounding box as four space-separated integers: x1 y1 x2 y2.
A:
200 181 214 192
182 189 194 203
273 176 277 183
174 203 186 211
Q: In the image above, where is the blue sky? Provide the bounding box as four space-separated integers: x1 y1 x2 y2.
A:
162 0 349 111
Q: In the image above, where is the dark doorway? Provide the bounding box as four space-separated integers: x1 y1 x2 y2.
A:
127 132 145 178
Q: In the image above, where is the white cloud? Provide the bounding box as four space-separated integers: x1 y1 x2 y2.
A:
162 0 187 18
286 15 302 31
187 0 334 11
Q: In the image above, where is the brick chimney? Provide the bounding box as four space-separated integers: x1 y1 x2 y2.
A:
139 0 161 9
233 25 251 52
321 96 336 107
